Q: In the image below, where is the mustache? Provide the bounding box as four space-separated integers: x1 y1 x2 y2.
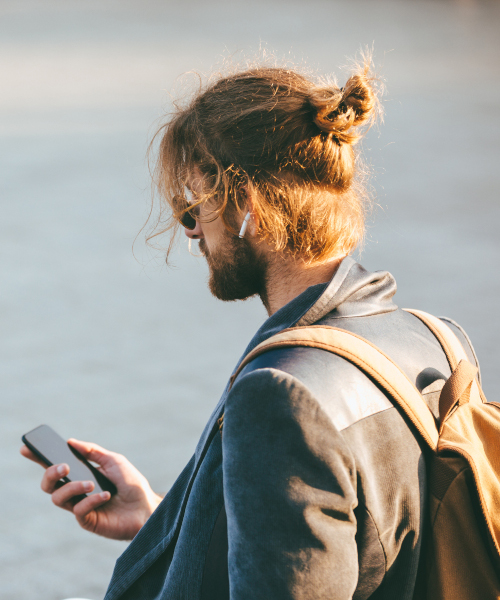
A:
198 239 209 257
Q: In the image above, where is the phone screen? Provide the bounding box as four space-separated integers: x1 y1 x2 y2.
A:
22 424 116 497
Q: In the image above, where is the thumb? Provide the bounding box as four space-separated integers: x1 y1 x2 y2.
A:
67 438 116 468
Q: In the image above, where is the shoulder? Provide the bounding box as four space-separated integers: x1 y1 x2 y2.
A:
227 345 394 434
223 365 359 494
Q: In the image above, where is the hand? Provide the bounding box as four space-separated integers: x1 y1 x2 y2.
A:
20 439 163 540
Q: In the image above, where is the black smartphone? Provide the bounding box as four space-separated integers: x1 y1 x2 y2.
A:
22 424 117 498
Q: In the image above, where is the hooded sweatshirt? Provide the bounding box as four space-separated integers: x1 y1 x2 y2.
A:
104 257 478 600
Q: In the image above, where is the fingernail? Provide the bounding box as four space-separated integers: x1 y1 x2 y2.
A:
57 464 68 476
101 492 110 500
83 481 93 492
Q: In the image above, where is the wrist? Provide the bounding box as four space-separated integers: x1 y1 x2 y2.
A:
150 492 163 512
141 491 163 524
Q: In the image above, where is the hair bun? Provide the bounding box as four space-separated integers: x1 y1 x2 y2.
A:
309 69 376 144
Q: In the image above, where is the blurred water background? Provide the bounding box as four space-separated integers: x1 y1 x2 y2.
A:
2 0 499 598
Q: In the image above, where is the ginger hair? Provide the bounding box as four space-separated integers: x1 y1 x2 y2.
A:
149 57 380 263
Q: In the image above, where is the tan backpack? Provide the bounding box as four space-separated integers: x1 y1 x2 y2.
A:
226 309 500 599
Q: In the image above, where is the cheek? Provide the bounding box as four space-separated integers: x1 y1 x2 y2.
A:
202 219 226 249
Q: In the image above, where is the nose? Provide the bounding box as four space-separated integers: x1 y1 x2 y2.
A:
184 220 203 239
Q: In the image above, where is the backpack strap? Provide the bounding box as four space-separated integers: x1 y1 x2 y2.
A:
404 309 468 370
438 359 479 427
404 309 485 405
228 325 439 450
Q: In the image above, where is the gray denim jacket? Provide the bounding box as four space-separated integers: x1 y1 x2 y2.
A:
104 257 478 600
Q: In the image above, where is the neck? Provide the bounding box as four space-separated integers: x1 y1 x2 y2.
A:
260 253 344 316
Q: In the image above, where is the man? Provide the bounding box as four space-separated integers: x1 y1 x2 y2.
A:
22 61 479 599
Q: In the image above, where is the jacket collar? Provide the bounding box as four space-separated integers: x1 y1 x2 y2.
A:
296 256 398 325
242 256 398 356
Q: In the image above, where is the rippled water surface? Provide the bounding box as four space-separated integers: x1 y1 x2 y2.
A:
2 1 499 598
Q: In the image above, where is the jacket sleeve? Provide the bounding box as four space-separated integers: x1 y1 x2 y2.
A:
222 367 359 600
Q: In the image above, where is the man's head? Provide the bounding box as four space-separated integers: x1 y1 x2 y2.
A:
149 58 379 299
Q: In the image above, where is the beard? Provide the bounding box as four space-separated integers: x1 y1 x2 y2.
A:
198 231 267 302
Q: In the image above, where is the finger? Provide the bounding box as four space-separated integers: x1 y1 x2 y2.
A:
51 480 96 511
41 463 70 494
20 445 48 469
73 491 111 520
67 438 118 468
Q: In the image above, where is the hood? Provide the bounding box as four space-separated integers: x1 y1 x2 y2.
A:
296 256 398 326
243 256 398 357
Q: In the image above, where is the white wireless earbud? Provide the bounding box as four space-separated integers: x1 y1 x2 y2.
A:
238 211 252 239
